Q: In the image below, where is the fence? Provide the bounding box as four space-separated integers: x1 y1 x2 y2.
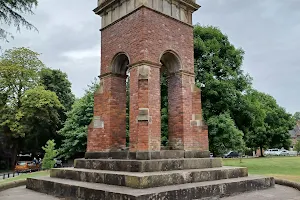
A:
1 171 20 180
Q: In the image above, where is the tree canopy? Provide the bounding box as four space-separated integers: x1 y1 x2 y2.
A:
0 47 74 168
59 82 97 159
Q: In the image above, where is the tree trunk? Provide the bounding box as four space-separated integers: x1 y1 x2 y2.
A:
10 143 18 169
260 146 263 157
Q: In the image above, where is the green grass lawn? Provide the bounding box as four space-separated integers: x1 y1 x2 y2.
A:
0 171 49 185
223 156 300 182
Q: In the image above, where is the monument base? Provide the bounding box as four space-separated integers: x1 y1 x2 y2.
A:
26 156 274 199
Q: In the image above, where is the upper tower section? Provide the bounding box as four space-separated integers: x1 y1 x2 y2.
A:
94 0 200 29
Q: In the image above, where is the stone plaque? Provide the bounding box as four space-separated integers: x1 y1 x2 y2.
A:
94 116 104 128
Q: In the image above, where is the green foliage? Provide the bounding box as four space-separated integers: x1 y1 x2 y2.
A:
245 90 295 151
161 72 168 146
42 140 58 170
193 24 294 154
207 112 245 156
194 25 251 119
19 86 63 153
193 25 251 153
294 140 300 155
0 0 38 43
294 112 300 121
39 68 75 112
0 47 45 167
59 82 98 159
0 47 75 168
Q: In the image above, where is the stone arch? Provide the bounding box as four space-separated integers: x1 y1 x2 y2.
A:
111 52 130 75
160 50 182 74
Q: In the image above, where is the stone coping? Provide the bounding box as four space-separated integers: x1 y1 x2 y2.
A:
75 158 222 172
50 166 248 189
85 150 210 160
275 178 300 191
0 180 26 192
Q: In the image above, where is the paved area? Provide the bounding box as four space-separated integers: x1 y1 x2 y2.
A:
223 185 300 200
0 185 300 200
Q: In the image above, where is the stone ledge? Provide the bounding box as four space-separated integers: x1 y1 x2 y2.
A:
50 166 248 189
27 176 275 200
275 178 300 191
0 180 26 192
85 150 210 160
75 158 222 172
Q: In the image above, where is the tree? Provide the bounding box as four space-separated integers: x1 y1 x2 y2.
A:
294 140 300 156
42 140 58 170
0 0 38 43
18 86 63 153
40 68 75 112
294 112 300 121
59 82 98 159
207 112 245 156
193 25 251 152
245 90 295 156
0 47 45 167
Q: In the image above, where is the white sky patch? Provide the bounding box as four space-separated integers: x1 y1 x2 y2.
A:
62 46 100 60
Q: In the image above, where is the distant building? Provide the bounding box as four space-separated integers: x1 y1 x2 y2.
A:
289 121 300 150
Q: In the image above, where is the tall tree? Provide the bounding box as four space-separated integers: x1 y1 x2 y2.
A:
294 112 300 121
245 90 295 155
0 47 44 167
0 0 38 43
59 82 97 159
193 25 251 154
18 86 63 154
39 68 75 112
207 112 245 156
39 68 75 148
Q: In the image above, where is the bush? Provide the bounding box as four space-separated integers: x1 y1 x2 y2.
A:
42 140 58 170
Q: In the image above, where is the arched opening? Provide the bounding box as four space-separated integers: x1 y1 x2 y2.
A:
160 51 181 149
110 53 130 149
111 53 129 76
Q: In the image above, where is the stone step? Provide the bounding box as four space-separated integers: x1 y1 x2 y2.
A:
51 166 248 189
74 158 222 172
27 175 275 200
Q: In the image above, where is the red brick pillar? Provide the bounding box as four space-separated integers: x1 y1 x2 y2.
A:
87 74 127 152
191 84 209 151
129 64 161 152
168 72 208 151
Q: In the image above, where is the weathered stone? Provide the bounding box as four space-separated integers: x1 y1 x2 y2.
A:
27 176 275 200
75 158 222 172
50 167 248 189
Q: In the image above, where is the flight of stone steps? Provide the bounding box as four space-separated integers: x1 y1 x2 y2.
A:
26 151 274 199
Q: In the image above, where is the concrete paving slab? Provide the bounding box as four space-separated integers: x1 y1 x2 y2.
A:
222 185 300 200
1 185 300 200
0 186 59 200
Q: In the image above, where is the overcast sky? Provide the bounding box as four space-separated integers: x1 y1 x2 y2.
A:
1 0 299 114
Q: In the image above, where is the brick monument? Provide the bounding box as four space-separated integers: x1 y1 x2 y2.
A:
27 1 275 199
86 0 208 155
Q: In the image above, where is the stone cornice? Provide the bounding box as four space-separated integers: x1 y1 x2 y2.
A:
100 5 194 31
94 0 200 15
